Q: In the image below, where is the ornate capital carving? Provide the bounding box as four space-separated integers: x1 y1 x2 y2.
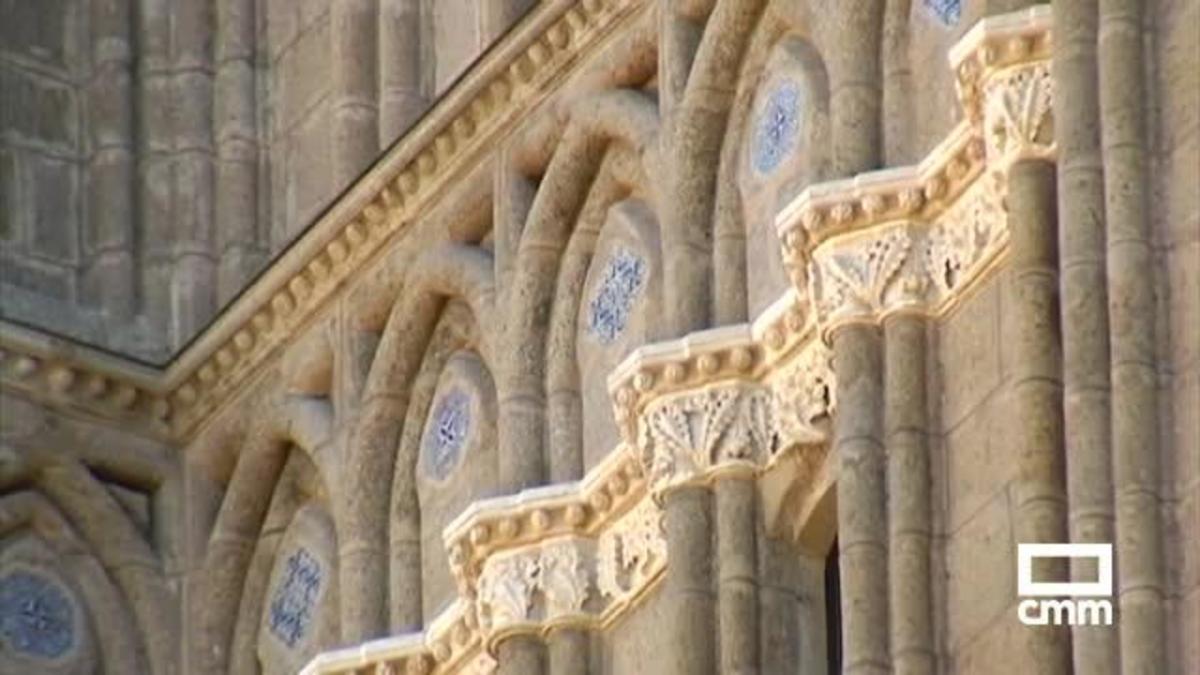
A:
474 538 595 649
636 383 777 494
983 62 1054 169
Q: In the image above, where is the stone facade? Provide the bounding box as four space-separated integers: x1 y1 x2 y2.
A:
0 2 1197 675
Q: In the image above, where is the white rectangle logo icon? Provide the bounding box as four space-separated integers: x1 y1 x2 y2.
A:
1017 543 1113 598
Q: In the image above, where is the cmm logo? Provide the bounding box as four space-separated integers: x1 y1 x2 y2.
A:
1017 543 1115 627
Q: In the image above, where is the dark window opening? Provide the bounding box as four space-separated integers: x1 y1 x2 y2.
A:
825 539 842 675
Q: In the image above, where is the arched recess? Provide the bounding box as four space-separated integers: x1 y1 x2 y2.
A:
0 491 141 675
413 350 499 622
196 385 337 675
342 243 498 642
544 145 649 482
255 503 339 675
500 89 659 493
735 35 831 318
575 198 664 471
385 300 488 631
0 430 177 675
226 447 333 675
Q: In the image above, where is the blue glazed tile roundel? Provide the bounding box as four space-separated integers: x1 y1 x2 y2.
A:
752 81 802 175
424 388 471 480
0 570 75 660
925 0 961 25
587 249 647 344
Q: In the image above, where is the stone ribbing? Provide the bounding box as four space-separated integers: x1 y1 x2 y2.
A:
832 323 889 675
1006 158 1072 672
1052 0 1119 670
214 0 263 304
85 0 137 319
378 0 426 145
171 0 218 347
136 0 174 339
883 314 933 675
332 0 380 185
1099 0 1168 671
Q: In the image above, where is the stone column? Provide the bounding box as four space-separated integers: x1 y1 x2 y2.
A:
663 486 716 675
332 0 379 185
1052 0 1118 670
828 1 885 176
1006 158 1071 672
172 0 217 347
86 0 136 319
715 474 759 674
496 635 546 675
883 314 933 675
547 628 588 675
881 0 914 166
1098 0 1167 671
214 0 263 304
378 0 425 145
832 323 889 675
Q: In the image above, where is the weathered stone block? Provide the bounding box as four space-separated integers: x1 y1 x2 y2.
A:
1168 243 1200 371
944 390 1013 532
277 19 331 133
943 491 1014 652
29 155 78 262
940 278 1002 428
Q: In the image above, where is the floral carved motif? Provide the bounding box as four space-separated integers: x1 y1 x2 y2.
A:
474 540 594 639
983 63 1054 167
476 554 538 632
637 384 777 494
772 339 836 449
596 498 666 601
924 182 1007 299
810 229 911 327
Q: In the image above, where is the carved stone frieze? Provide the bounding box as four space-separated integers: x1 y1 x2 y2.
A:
771 338 835 450
474 538 595 647
596 497 666 602
636 383 777 494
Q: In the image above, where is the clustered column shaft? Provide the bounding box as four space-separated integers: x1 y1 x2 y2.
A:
883 315 933 675
1052 0 1119 670
1098 0 1167 670
1007 158 1072 671
86 0 137 319
715 474 760 674
663 486 716 675
832 324 890 675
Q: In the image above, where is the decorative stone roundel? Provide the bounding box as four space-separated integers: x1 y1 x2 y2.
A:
587 249 647 344
424 388 472 480
752 81 802 175
0 570 75 660
268 548 323 649
925 0 961 25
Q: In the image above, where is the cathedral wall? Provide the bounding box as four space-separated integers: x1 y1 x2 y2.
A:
1152 0 1200 670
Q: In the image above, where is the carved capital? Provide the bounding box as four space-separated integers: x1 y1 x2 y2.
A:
474 538 595 649
983 62 1055 169
636 383 776 494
